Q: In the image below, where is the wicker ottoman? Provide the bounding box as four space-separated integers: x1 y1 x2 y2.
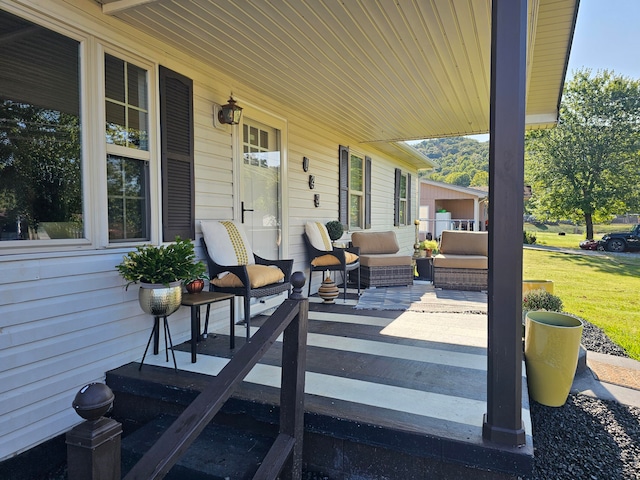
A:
360 261 413 287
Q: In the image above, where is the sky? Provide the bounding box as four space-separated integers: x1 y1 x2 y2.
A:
464 0 640 143
567 0 640 80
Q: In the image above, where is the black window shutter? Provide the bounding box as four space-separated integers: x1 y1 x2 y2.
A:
339 145 349 227
159 66 194 241
407 173 412 225
365 156 372 229
394 168 401 226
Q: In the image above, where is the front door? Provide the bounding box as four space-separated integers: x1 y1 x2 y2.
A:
240 118 281 259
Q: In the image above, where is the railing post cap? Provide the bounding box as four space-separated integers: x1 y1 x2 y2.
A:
72 383 115 421
290 271 306 299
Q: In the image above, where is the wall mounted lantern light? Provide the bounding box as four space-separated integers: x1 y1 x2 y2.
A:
218 95 243 125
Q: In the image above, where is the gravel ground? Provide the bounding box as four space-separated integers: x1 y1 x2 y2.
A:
525 319 640 480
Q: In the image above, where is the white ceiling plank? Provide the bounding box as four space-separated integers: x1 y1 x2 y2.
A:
99 0 577 142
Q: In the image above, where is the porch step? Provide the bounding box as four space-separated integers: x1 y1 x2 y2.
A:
107 361 531 479
121 414 276 479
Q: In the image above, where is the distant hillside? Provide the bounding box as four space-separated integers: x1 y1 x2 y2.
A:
413 137 489 187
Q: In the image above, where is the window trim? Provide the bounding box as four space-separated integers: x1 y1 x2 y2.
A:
0 11 166 255
100 45 159 247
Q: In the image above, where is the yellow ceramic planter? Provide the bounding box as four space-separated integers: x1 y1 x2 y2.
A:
524 311 583 407
522 280 554 295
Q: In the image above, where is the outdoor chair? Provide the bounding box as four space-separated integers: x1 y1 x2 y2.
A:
200 220 293 343
303 221 360 301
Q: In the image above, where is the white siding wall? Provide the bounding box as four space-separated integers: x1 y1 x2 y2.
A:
0 0 422 460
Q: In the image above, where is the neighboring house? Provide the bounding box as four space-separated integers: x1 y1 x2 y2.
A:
418 179 489 237
0 0 578 463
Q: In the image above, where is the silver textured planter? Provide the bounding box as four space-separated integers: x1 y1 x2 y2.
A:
138 281 182 316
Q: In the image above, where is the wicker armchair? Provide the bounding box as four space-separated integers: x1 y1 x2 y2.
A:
303 233 360 301
200 237 292 342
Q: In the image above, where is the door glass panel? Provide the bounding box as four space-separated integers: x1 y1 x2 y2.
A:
241 119 281 259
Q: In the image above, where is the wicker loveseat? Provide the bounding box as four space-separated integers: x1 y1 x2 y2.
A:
350 231 413 287
433 230 488 291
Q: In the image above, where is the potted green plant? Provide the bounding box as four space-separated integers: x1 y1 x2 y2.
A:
116 236 207 315
325 220 345 243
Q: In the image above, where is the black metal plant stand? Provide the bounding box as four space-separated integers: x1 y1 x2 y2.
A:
139 315 177 371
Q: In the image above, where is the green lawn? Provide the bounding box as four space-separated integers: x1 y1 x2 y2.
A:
523 248 640 360
524 222 637 250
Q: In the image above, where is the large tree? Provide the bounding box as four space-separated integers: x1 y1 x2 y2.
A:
525 69 640 239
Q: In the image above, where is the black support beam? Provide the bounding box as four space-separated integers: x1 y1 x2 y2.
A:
483 0 527 446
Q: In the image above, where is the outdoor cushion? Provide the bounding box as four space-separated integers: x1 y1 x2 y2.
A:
433 254 488 270
200 220 255 269
305 221 333 251
311 252 359 267
351 231 400 254
438 230 488 256
359 253 412 268
211 264 285 288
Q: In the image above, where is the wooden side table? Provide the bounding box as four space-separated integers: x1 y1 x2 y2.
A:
181 291 234 363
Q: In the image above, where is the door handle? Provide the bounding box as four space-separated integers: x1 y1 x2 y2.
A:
241 201 254 224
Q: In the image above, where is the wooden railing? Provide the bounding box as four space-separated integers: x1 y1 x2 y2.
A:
124 272 309 480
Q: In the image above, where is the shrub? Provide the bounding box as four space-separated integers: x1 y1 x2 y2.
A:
523 289 563 312
523 231 537 245
325 220 344 241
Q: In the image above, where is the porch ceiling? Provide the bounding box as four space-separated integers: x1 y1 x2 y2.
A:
99 0 577 144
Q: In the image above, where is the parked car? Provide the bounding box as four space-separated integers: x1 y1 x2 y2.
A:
579 239 602 251
598 224 640 252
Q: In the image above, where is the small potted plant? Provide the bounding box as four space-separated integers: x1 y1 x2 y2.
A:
325 220 345 245
419 239 438 257
183 263 209 294
116 236 207 314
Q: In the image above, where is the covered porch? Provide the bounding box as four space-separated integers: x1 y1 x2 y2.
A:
96 0 576 449
0 0 579 470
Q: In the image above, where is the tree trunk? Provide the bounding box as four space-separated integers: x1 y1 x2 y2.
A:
584 212 594 239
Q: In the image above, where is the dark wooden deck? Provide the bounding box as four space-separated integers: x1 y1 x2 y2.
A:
107 288 532 479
